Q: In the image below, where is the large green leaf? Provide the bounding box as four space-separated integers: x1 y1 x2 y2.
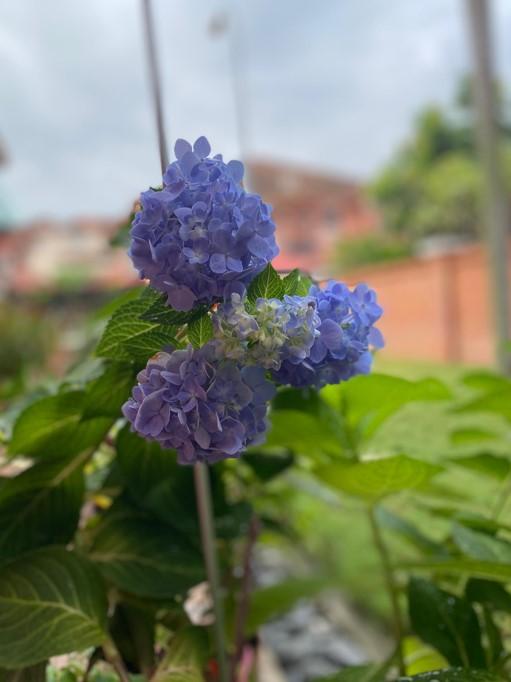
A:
408 578 485 668
281 269 312 296
89 513 204 599
152 628 207 682
140 291 207 326
266 409 341 457
243 450 295 481
96 298 179 361
187 314 213 349
312 665 386 682
246 579 330 634
375 508 448 556
0 547 107 669
449 428 498 445
116 428 250 540
402 559 511 582
452 524 511 563
0 452 86 563
448 454 510 480
465 578 511 613
315 455 442 500
457 386 511 422
82 362 136 419
398 670 501 681
8 392 111 459
247 263 284 302
0 663 47 682
322 374 450 441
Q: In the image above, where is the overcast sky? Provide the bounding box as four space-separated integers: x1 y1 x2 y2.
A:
1 0 511 223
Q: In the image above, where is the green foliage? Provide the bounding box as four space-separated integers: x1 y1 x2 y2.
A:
370 80 511 240
247 263 284 301
187 313 214 348
5 283 511 679
334 234 412 271
0 548 107 669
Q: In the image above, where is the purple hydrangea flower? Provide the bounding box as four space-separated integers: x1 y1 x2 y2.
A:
212 293 319 370
128 136 279 311
272 281 384 388
122 343 275 464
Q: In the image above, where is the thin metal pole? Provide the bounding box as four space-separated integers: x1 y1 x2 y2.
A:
140 3 229 679
465 0 511 374
141 0 169 173
194 463 229 682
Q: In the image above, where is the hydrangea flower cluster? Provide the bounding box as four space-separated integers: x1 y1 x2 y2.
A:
122 136 384 464
128 136 279 311
273 281 384 388
212 292 319 370
122 344 275 465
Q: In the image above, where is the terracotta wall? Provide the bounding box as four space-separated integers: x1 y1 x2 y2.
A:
343 243 510 365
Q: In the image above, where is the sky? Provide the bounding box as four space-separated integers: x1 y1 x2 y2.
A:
1 0 511 223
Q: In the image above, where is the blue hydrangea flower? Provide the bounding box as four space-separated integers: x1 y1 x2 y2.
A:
122 343 275 464
212 292 319 370
128 136 279 310
272 281 384 388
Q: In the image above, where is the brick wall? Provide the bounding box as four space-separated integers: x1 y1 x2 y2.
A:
343 242 510 365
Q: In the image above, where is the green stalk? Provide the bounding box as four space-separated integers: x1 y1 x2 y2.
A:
368 505 406 676
194 462 229 682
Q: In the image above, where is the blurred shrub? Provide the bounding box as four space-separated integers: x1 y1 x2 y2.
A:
334 234 412 270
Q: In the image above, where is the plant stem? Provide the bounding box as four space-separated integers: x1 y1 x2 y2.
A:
194 462 229 682
368 505 406 675
232 515 260 681
102 637 130 682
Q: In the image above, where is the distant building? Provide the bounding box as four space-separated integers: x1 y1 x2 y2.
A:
248 160 380 274
0 161 380 296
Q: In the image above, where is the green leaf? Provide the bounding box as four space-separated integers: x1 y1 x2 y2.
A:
94 287 142 320
408 577 485 668
312 665 385 682
0 547 107 668
140 291 208 326
461 369 510 392
452 524 511 563
116 429 250 540
0 452 87 563
375 507 448 556
246 579 330 634
398 670 501 681
402 559 511 582
109 603 155 677
449 428 498 445
322 374 451 441
281 269 312 296
96 299 179 361
243 451 295 481
187 314 213 349
8 392 111 459
465 578 511 613
83 362 136 419
266 409 341 457
247 263 284 302
315 455 442 500
152 627 207 682
0 663 47 682
89 513 204 599
457 386 511 422
448 454 510 480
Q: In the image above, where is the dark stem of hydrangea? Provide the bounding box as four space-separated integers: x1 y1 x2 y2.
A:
194 462 230 682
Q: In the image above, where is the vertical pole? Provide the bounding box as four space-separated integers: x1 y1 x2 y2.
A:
140 3 229 680
141 0 169 173
465 0 511 374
